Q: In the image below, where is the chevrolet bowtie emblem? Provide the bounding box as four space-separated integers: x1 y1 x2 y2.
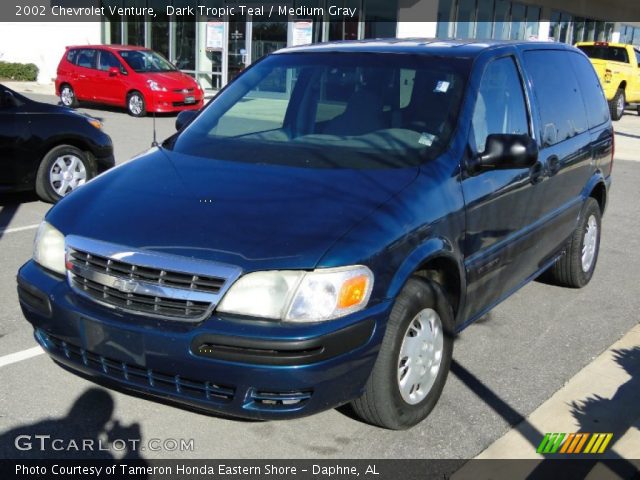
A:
113 278 137 293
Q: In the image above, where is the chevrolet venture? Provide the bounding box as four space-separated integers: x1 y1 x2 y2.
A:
18 40 613 429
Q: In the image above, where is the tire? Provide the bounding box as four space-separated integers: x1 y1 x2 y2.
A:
59 84 78 108
608 89 625 121
351 277 454 430
127 91 146 117
35 145 96 203
547 198 601 288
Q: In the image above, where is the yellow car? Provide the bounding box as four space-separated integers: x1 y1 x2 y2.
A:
576 41 640 120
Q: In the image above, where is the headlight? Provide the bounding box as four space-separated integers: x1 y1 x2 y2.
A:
217 266 373 322
33 222 66 275
146 80 167 92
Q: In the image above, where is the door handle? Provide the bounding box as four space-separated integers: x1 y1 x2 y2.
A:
547 155 560 176
529 160 544 184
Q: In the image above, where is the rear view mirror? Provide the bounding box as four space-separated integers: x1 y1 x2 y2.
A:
175 110 198 131
468 133 538 174
108 67 120 77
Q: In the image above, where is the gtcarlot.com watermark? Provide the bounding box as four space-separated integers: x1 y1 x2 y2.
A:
14 434 194 453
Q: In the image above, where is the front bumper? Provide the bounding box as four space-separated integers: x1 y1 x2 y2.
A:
146 91 204 113
17 260 390 420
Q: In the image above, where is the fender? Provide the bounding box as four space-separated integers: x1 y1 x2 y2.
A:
580 169 609 212
385 236 467 323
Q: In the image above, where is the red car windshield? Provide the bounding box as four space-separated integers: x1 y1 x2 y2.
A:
118 50 177 73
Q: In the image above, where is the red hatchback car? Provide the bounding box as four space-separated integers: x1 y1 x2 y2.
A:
56 45 204 117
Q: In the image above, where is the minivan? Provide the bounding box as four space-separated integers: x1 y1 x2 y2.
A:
19 40 613 429
55 45 204 117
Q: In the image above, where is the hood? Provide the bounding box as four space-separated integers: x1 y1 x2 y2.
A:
47 149 418 271
144 71 198 89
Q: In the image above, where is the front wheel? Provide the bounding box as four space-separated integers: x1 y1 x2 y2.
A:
351 278 454 430
35 145 96 203
609 89 625 121
127 92 146 117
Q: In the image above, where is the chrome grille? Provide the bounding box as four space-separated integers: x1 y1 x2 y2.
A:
70 275 212 319
65 235 242 322
68 250 225 294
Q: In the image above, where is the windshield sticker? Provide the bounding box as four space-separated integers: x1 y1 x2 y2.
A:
434 81 450 93
419 132 436 146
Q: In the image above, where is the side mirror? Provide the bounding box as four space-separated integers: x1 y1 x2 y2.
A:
108 67 120 77
468 133 538 174
175 110 198 131
1 91 19 108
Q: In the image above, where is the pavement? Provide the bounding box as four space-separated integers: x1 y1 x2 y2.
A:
0 85 638 466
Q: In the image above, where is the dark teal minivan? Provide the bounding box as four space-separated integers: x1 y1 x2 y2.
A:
18 40 612 429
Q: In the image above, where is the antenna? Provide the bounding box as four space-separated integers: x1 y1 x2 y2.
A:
151 108 158 147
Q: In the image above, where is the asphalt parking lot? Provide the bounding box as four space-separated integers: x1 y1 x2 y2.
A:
0 94 639 460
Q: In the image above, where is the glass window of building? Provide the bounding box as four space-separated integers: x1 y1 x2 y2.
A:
149 0 170 60
493 0 511 40
509 3 525 40
436 0 455 38
475 0 494 39
524 6 540 39
102 0 122 43
363 0 398 39
328 0 361 41
572 18 585 43
455 0 476 38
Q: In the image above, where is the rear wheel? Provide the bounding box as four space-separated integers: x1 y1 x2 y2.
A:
127 91 146 117
351 278 454 430
35 145 96 203
59 84 78 108
546 198 601 288
609 89 625 121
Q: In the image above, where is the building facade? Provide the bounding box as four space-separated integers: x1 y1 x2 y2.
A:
1 0 639 86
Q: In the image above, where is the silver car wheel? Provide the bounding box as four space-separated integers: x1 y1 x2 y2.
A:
49 154 87 196
397 308 444 405
617 94 624 118
129 94 143 116
581 215 598 273
60 86 74 106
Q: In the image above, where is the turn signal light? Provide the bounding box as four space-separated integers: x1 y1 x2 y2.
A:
338 275 369 309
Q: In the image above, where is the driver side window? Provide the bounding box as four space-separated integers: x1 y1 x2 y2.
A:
471 56 529 153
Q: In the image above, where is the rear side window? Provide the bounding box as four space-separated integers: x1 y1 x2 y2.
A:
524 50 588 147
66 49 78 64
577 45 629 63
471 56 529 153
568 52 610 128
75 49 97 69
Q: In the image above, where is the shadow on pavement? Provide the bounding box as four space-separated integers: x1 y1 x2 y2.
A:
0 387 147 464
528 346 640 479
616 131 640 141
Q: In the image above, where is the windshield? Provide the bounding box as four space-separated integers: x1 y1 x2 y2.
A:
168 52 469 169
119 50 177 72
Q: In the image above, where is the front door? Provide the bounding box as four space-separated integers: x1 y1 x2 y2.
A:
95 50 128 104
461 54 544 322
